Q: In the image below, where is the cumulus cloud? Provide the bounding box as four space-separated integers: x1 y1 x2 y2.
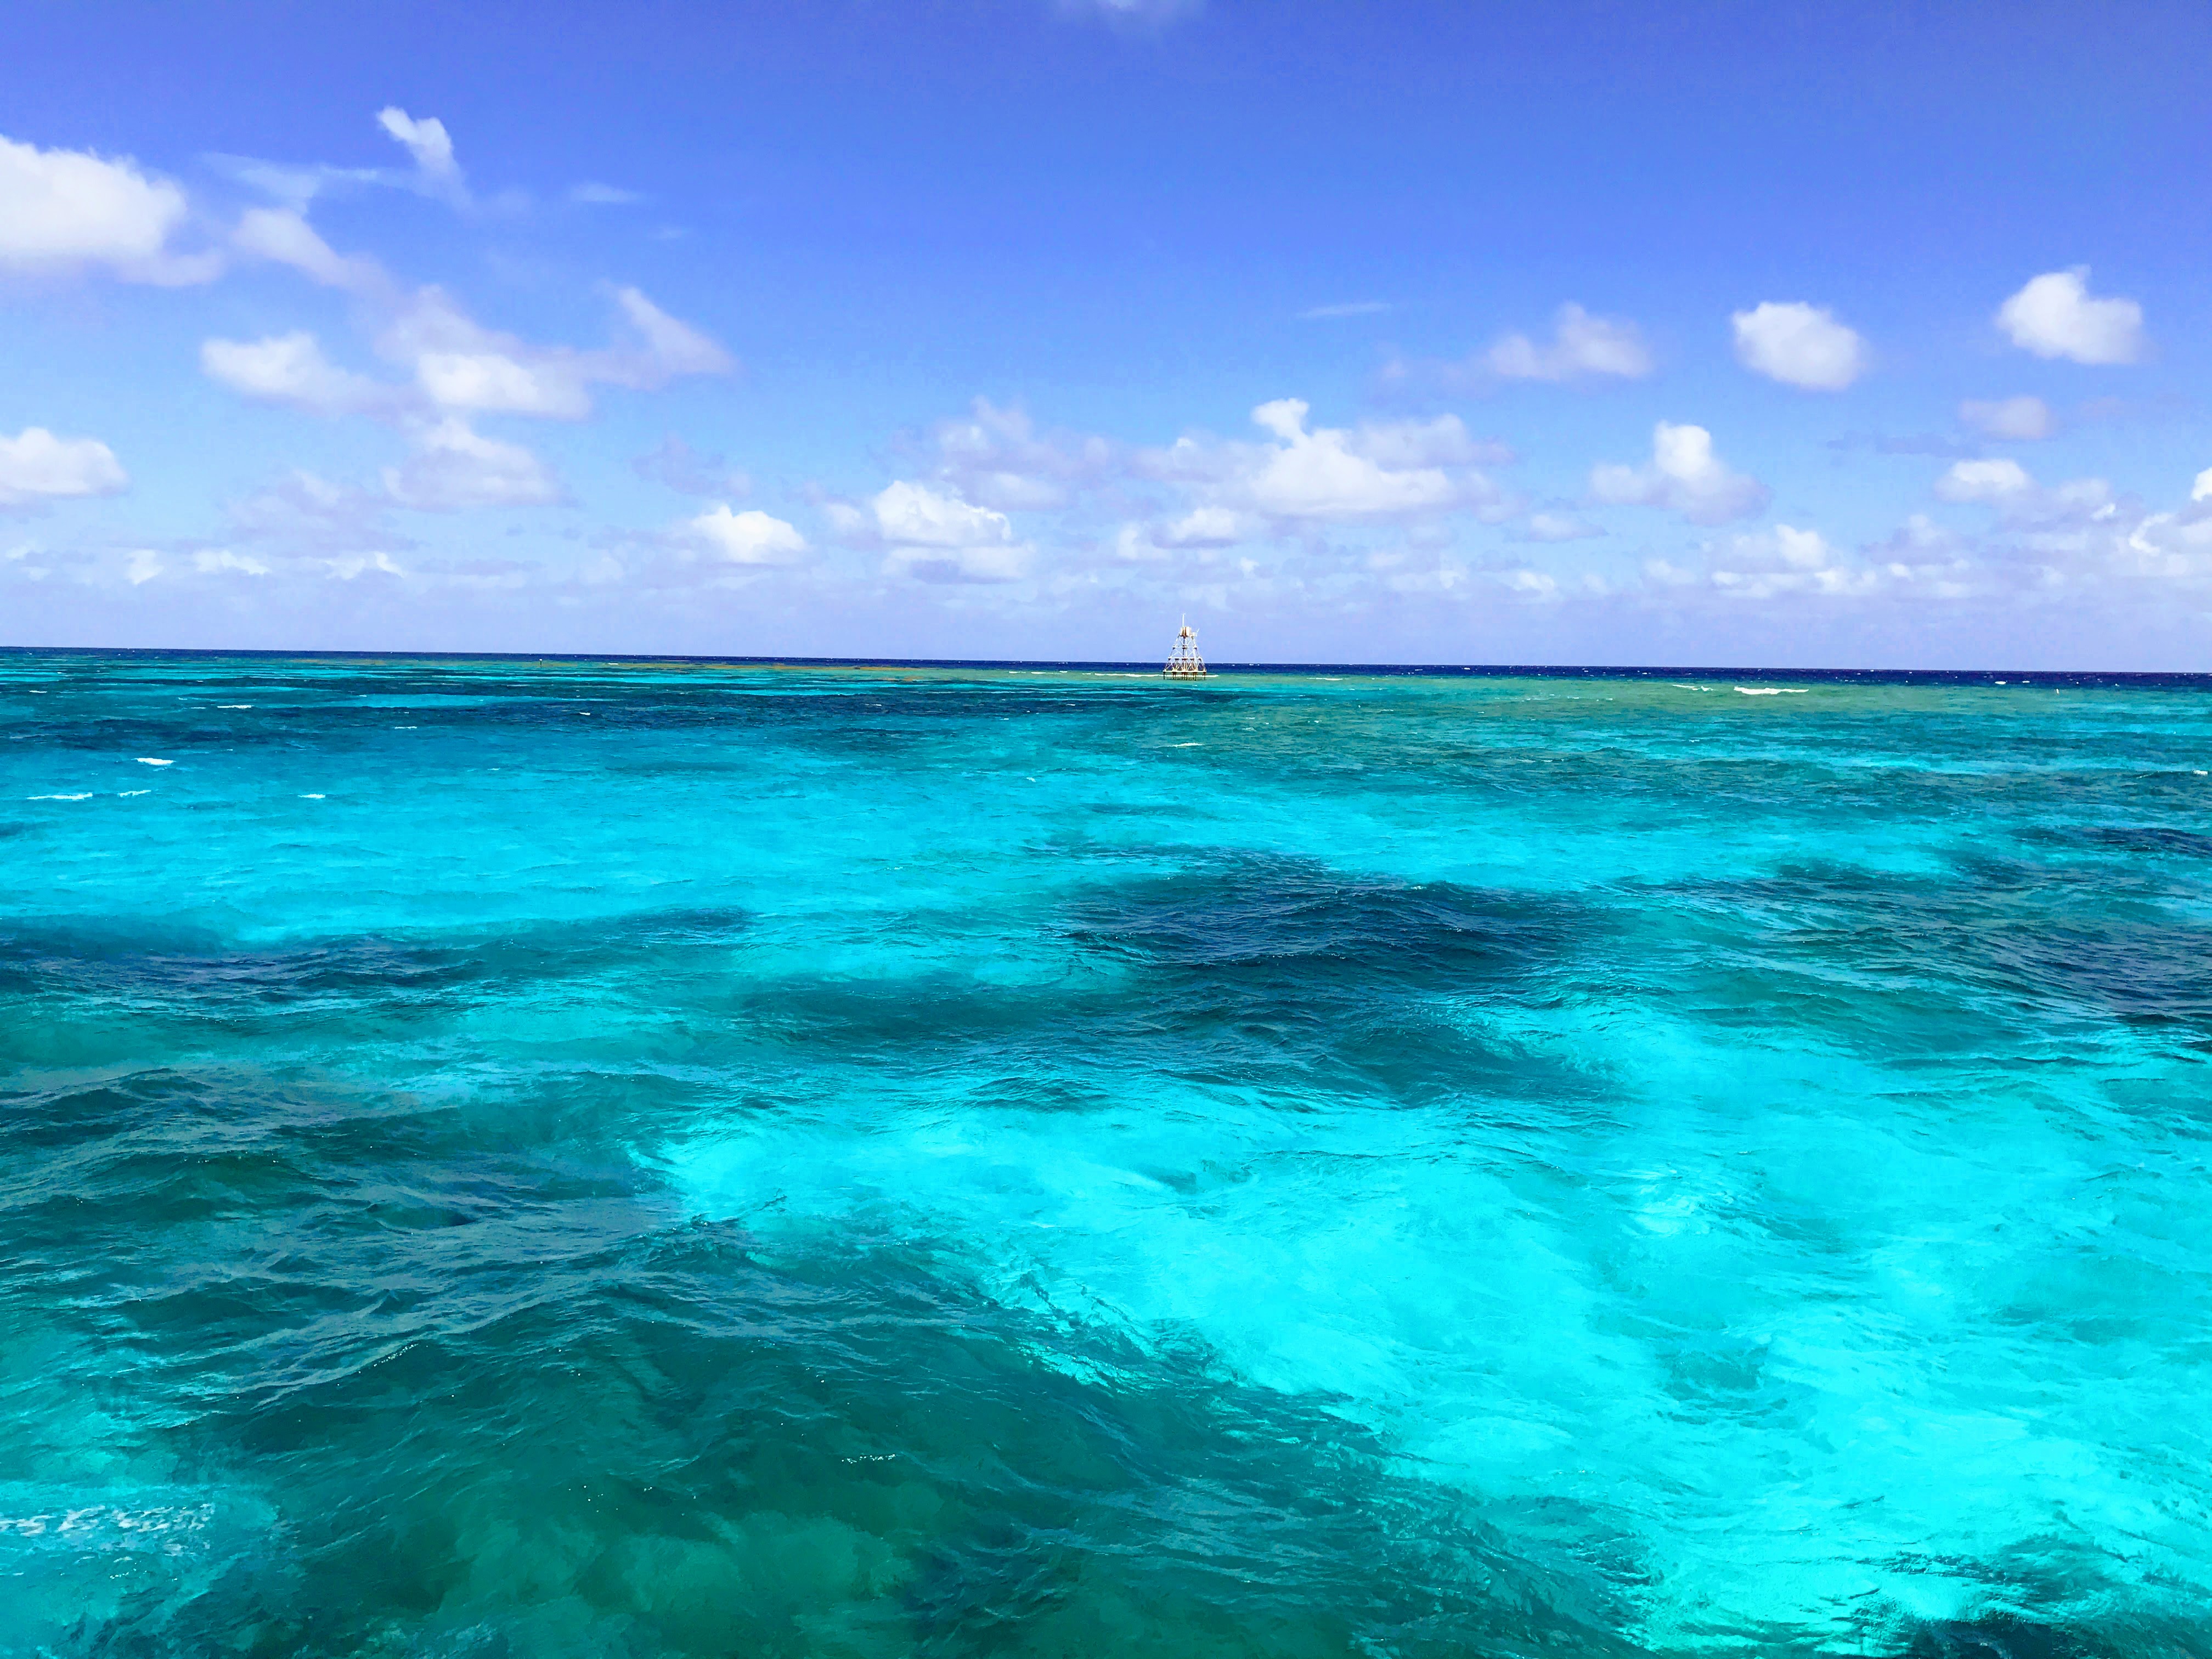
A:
923 398 1116 511
0 427 128 507
1108 505 1252 563
1141 400 1509 525
1707 524 1880 598
382 418 561 510
1934 456 2115 527
1934 458 2034 504
201 331 391 416
1730 302 1867 391
2195 467 2212 504
1590 422 1767 524
687 503 807 565
0 133 212 283
1996 268 2144 365
868 481 1031 582
1484 303 1653 382
1959 396 2055 441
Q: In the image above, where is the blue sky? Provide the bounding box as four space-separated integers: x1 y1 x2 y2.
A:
3 0 2209 667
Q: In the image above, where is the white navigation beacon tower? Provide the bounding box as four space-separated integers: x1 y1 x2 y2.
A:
1163 618 1207 679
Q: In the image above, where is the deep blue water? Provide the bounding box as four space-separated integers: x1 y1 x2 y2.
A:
3 651 2209 1657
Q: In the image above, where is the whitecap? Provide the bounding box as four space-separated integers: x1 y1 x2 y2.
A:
216 703 252 709
300 793 326 799
119 789 150 797
27 793 92 801
1734 688 1807 696
136 758 172 766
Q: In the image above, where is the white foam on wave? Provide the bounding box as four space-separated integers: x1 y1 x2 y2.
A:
1733 687 1807 696
135 758 172 766
27 793 93 801
118 789 150 797
0 1501 213 1545
299 793 325 799
216 704 253 709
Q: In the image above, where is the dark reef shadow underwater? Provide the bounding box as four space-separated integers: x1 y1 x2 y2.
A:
3 651 2208 1656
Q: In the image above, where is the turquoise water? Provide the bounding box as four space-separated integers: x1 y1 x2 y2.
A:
3 652 2209 1658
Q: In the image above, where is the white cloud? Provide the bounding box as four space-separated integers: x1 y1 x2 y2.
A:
1934 458 2033 503
1708 524 1881 599
201 332 390 416
873 479 1014 547
871 481 1031 583
1485 303 1652 382
1730 302 1867 391
1959 395 2055 441
0 427 128 507
375 285 731 421
232 207 387 294
603 288 735 383
382 418 561 510
376 108 466 204
2194 467 2212 504
1300 300 1390 320
1934 458 2118 532
324 551 405 580
194 549 271 576
1142 400 1507 524
1245 398 1454 514
413 345 594 419
688 503 808 565
0 133 210 282
919 398 1115 511
1160 505 1247 546
570 182 644 206
1590 422 1767 524
204 273 735 428
1996 268 2144 364
124 550 163 585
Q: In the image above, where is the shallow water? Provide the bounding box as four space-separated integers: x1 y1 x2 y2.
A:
2 651 2208 1657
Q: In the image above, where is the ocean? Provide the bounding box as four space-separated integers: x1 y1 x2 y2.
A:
3 650 2207 1657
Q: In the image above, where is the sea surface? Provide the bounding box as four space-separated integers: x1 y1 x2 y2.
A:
3 650 2209 1658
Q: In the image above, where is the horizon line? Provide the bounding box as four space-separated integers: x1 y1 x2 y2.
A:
2 645 2208 684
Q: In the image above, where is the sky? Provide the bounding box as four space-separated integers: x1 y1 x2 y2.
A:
3 0 2210 668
